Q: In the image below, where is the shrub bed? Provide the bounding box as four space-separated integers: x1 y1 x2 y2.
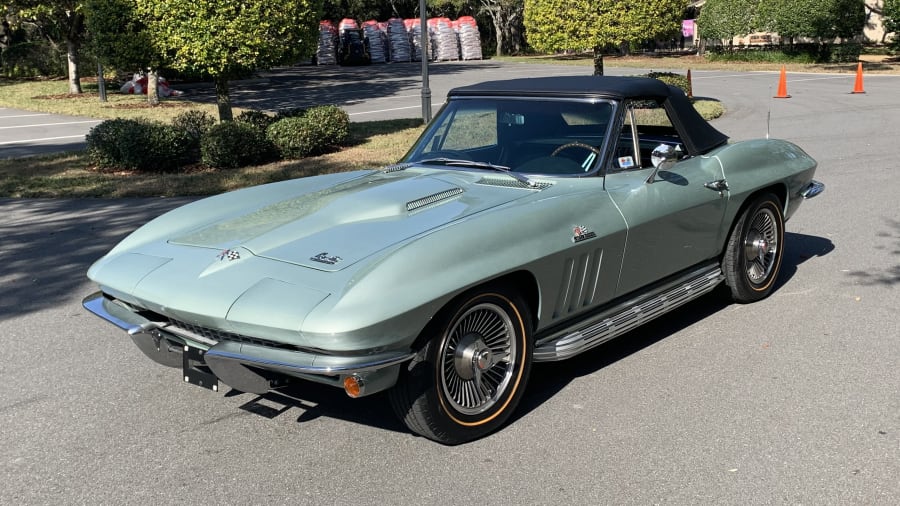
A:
645 71 691 95
86 118 194 171
267 105 351 159
85 105 351 171
201 121 276 169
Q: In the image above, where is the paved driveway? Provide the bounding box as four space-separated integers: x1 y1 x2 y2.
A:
1 64 899 504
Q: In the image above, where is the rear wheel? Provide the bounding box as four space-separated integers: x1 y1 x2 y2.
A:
722 193 785 302
389 286 533 445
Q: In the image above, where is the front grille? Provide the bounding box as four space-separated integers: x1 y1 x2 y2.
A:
167 318 297 351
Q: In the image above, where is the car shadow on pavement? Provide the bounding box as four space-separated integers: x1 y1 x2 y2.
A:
775 231 835 290
230 383 407 435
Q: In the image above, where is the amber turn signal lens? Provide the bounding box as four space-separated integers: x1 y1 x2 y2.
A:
343 375 363 398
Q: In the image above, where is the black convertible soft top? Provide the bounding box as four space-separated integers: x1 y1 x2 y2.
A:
449 76 728 156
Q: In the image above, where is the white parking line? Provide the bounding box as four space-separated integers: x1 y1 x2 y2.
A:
0 119 102 130
788 75 855 83
349 103 442 116
0 113 51 119
0 134 87 146
691 73 770 79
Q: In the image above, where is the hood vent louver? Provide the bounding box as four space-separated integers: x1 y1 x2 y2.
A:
382 163 413 173
406 187 464 212
476 176 553 190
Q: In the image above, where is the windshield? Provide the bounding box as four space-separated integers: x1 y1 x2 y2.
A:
404 97 616 176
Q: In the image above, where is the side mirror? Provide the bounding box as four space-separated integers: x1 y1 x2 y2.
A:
646 143 682 183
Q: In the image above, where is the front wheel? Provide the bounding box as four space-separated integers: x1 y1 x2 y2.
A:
722 193 785 303
389 286 533 445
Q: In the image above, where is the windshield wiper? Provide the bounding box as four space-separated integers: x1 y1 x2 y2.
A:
416 158 535 186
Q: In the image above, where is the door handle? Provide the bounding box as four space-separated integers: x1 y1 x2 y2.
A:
704 179 729 192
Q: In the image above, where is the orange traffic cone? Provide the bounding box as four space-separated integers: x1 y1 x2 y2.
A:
851 62 865 94
686 69 693 99
774 65 790 99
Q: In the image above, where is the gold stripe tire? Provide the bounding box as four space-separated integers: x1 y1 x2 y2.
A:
723 192 785 303
389 285 533 445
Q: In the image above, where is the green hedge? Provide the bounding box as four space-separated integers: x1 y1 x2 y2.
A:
85 105 351 171
266 105 351 159
645 72 692 96
201 121 276 169
86 119 194 171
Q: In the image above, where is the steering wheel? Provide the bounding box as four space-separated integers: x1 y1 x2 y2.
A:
551 142 603 157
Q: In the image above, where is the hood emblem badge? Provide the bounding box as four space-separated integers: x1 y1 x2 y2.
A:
217 249 241 261
572 225 597 243
311 252 342 265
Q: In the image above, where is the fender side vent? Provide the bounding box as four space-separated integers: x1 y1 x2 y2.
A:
406 188 464 212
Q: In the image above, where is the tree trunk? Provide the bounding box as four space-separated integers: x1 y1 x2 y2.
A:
592 46 604 76
214 77 233 121
66 12 84 94
97 62 107 102
66 38 82 94
489 8 503 56
147 69 160 106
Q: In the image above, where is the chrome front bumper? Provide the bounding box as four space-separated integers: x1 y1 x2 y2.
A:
83 292 413 396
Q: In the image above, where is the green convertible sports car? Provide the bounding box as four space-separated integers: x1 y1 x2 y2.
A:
84 76 823 444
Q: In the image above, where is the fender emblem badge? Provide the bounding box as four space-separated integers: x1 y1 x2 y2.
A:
572 225 597 243
311 252 342 265
217 249 241 261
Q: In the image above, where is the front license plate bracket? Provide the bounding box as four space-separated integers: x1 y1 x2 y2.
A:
182 345 219 392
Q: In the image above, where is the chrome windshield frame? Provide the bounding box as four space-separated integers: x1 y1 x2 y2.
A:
403 95 621 178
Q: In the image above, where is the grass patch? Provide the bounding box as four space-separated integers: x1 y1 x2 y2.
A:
0 79 221 122
1 119 425 198
494 53 900 74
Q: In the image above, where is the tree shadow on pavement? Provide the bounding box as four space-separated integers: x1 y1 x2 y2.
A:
182 61 506 113
0 198 193 320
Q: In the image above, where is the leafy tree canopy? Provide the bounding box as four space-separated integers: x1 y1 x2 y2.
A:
137 0 323 120
700 0 866 41
3 0 86 91
885 0 900 48
698 0 759 40
139 0 322 79
84 0 155 70
524 0 684 73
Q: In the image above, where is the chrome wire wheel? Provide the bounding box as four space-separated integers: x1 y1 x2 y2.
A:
438 302 517 416
743 207 780 285
722 193 785 303
389 287 532 444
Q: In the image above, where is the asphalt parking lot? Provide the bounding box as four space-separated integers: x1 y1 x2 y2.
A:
1 61 899 504
0 108 101 158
